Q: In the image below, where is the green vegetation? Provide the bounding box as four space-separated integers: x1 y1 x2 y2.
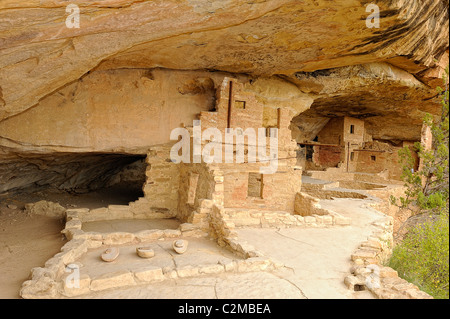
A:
390 69 448 214
388 212 449 298
389 67 449 299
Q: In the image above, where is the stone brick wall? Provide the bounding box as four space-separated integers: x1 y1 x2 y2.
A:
315 145 342 168
21 206 282 299
342 117 365 145
178 163 216 224
143 145 180 216
317 118 344 145
220 164 302 212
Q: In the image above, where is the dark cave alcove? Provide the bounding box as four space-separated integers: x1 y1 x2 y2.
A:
1 152 148 209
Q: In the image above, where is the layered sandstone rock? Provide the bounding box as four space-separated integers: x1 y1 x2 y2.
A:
0 0 448 120
0 0 448 194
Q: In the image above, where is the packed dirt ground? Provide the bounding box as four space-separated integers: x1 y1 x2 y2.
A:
0 184 140 298
0 206 65 298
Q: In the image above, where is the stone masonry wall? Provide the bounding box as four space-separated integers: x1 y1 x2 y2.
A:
143 144 180 216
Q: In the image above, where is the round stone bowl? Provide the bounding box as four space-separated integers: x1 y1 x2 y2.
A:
101 247 119 262
136 247 155 258
172 239 188 254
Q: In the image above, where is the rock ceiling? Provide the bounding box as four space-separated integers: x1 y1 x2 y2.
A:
0 0 448 121
0 0 448 192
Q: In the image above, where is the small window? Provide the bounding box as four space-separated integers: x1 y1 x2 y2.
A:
371 155 376 161
306 145 314 161
235 100 246 109
350 152 355 161
350 125 355 134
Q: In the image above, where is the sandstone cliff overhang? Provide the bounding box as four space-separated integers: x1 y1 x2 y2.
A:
0 0 448 195
0 0 448 121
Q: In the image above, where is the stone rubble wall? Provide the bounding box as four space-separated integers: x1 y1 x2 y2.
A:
208 201 352 259
62 206 208 246
20 233 283 299
24 200 66 219
143 145 180 216
178 164 218 226
209 204 268 259
344 215 433 299
20 200 284 298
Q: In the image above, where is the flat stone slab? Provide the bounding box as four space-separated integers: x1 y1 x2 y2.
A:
77 271 307 299
351 249 377 261
76 237 239 281
50 195 391 299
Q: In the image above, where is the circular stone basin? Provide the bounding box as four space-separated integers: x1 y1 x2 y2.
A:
136 247 155 258
101 247 119 262
172 239 188 254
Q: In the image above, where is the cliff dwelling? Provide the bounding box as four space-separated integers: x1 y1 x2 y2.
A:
0 0 448 300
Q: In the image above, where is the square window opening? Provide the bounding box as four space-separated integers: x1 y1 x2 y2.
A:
235 100 246 109
350 125 355 134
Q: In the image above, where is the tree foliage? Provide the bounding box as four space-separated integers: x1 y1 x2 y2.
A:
390 67 449 214
388 212 449 299
388 67 449 299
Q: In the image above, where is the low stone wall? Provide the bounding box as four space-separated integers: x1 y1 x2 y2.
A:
62 203 209 244
344 215 433 299
294 192 352 224
222 207 351 228
209 203 352 260
20 201 284 299
301 188 367 200
295 192 332 216
20 235 283 298
209 204 260 258
71 198 176 222
60 255 282 298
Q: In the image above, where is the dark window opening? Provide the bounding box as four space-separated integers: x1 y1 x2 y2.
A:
235 100 246 109
350 125 355 134
354 285 365 291
306 145 314 161
371 155 376 161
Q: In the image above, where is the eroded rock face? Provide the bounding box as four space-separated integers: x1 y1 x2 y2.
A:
0 0 448 121
290 62 443 141
0 150 145 193
0 0 448 194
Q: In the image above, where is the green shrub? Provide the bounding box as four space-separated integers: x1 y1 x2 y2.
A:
390 66 449 215
388 211 449 299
